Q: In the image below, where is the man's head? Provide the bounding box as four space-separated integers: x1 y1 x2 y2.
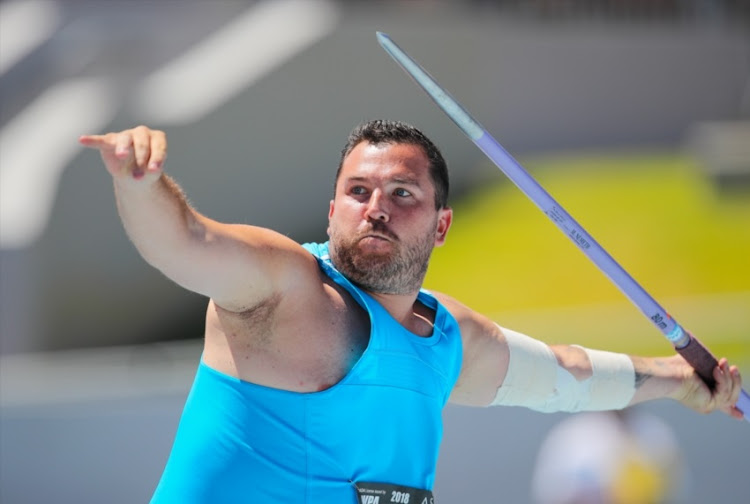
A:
334 120 449 210
327 120 453 295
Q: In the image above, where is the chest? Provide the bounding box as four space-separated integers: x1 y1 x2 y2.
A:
204 282 371 392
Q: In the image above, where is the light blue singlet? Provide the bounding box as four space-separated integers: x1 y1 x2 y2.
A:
151 242 463 503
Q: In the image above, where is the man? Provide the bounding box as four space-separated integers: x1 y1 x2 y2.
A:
80 120 743 503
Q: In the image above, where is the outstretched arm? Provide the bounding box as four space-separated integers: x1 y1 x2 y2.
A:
79 126 310 312
438 293 743 420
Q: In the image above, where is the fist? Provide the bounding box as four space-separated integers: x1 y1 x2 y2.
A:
675 356 744 420
79 125 167 181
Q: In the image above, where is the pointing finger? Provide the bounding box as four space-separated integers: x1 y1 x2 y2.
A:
79 134 113 150
80 127 166 181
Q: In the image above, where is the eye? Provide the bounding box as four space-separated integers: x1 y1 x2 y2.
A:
394 188 412 197
350 186 367 195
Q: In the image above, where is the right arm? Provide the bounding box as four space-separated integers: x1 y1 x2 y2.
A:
80 125 311 312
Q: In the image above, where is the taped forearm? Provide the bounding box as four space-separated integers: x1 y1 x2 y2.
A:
490 326 635 412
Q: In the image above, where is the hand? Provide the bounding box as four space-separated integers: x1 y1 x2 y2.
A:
674 356 743 420
79 125 167 182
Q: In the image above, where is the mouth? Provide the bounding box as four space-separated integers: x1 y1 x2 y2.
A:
362 233 392 242
358 235 393 249
359 226 401 244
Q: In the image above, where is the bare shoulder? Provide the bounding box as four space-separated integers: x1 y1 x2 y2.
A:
205 233 327 326
431 291 498 343
241 228 325 288
202 222 325 312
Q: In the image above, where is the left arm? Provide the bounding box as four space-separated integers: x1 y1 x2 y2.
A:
437 292 744 420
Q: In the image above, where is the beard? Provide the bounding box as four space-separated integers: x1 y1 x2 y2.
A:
328 219 437 295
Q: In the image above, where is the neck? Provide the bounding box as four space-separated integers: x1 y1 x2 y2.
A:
367 290 434 337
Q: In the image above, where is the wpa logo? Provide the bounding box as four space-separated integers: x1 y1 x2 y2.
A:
360 496 380 504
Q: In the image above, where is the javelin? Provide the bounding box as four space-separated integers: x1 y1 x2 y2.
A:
376 31 749 421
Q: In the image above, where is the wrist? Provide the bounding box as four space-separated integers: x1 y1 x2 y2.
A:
630 354 691 405
113 170 163 192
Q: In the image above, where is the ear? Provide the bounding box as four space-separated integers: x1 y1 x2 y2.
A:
328 199 335 219
326 200 335 236
434 207 453 247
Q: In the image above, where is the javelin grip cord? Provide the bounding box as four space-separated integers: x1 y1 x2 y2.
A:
376 31 749 421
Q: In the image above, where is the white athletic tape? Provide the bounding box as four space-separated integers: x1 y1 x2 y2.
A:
490 327 558 408
575 346 636 411
490 326 635 412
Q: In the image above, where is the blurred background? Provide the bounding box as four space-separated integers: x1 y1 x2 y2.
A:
1 0 748 502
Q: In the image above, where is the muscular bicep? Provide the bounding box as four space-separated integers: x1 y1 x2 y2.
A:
435 292 596 409
441 295 636 412
156 215 315 312
433 293 511 407
450 322 511 406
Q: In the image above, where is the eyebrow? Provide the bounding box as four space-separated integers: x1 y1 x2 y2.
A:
345 175 422 187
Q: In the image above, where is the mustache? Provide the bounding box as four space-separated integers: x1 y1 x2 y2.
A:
361 220 399 241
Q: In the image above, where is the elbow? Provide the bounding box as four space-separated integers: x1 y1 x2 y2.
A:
551 345 592 381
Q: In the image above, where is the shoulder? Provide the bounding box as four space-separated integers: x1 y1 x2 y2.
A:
270 239 330 295
299 241 330 260
211 232 326 313
430 291 499 343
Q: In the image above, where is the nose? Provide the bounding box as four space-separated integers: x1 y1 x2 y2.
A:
364 190 389 222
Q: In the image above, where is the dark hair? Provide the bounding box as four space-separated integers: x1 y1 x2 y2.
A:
334 120 449 209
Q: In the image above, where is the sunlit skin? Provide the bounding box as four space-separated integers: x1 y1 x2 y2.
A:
79 126 745 419
327 141 453 300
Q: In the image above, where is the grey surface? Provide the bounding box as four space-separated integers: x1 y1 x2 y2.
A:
2 1 749 353
436 402 750 503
